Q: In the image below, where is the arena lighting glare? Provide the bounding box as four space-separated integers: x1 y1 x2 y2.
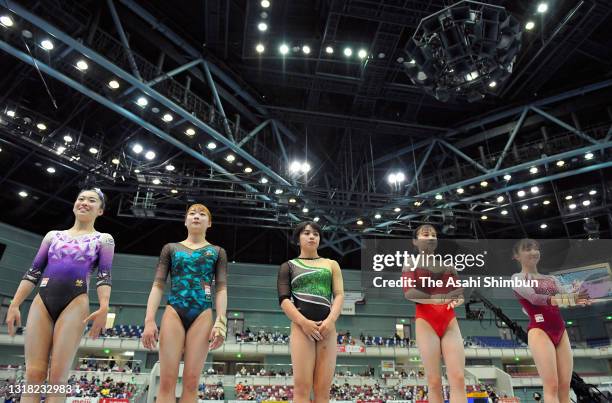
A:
279 44 289 55
255 43 265 53
540 223 548 229
537 3 548 14
185 128 196 136
132 144 143 154
136 97 148 107
261 0 270 8
302 45 311 54
0 15 14 27
258 22 268 32
207 142 217 150
403 0 522 102
394 207 401 212
75 60 88 71
63 135 73 142
325 46 334 54
344 47 352 57
501 209 508 215
108 80 120 89
525 21 535 30
503 174 511 180
145 151 156 160
40 39 54 50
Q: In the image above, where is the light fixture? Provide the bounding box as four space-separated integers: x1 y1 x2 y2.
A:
529 166 538 174
36 123 47 131
145 151 156 160
256 43 265 53
226 154 236 163
374 213 382 219
111 158 120 165
132 144 143 154
356 219 364 225
435 194 443 200
313 216 320 222
89 147 98 154
537 3 548 13
165 164 175 171
40 39 54 50
481 215 488 220
137 97 148 107
162 113 173 122
289 198 296 203
170 189 178 194
6 110 15 117
261 0 270 8
585 152 594 160
480 181 488 187
75 60 88 71
556 160 565 167
589 190 597 195
530 186 539 194
134 169 141 173
244 167 253 173
274 188 283 194
302 207 309 213
569 203 577 210
207 142 217 150
501 209 508 215
521 204 529 211
358 49 367 59
525 21 535 30
456 187 465 194
582 200 591 207
279 44 289 55
63 135 73 142
152 178 161 185
565 195 572 200
325 46 334 54
543 200 551 205
185 128 196 136
290 161 301 173
517 190 526 197
302 45 311 55
56 146 66 155
503 174 512 181
488 81 497 88
258 22 268 32
388 171 405 184
394 207 401 212
343 47 352 57
260 177 268 184
496 196 504 202
18 190 28 198
108 80 120 89
0 15 14 27
540 223 548 229
46 167 56 174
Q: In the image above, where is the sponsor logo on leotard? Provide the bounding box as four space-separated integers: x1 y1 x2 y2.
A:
534 313 545 323
40 278 49 287
75 279 84 287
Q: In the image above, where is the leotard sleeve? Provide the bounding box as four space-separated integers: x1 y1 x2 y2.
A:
22 231 56 285
277 262 291 305
512 273 552 306
96 233 115 287
153 244 173 289
214 247 228 291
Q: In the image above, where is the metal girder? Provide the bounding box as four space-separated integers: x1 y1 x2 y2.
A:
530 106 599 146
404 140 437 196
237 120 270 148
106 0 141 80
437 139 489 174
494 108 529 171
203 61 234 141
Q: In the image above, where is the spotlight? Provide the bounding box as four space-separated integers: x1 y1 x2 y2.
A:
256 44 265 53
358 49 367 59
302 45 311 55
313 216 320 222
565 195 572 200
112 158 120 165
36 123 47 131
543 200 551 205
388 172 405 183
63 135 73 142
132 144 143 154
18 190 28 198
556 160 565 167
584 152 594 160
171 189 178 194
395 172 405 182
344 47 352 57
46 167 56 174
530 186 539 194
145 151 156 160
537 3 548 13
136 97 148 107
0 15 14 27
152 178 161 185
356 219 364 225
488 81 497 88
289 198 296 203
303 207 309 213
290 161 301 173
274 189 283 194
279 44 289 55
529 166 538 174
374 213 382 219
435 194 443 200
134 169 141 173
185 128 196 136
457 188 465 194
325 46 334 54
207 142 217 150
414 201 422 206
244 167 253 173
40 39 54 50
165 164 175 171
503 174 512 181
481 215 488 220
521 204 529 211
261 0 270 8
480 181 488 187
226 154 236 163
517 190 526 197
301 162 311 173
569 203 577 210
108 80 120 89
89 147 98 154
496 196 504 202
260 177 268 184
582 200 591 207
525 21 535 30
162 113 173 122
589 190 597 195
6 110 15 117
56 146 66 155
75 60 88 71
501 209 509 215
258 22 268 32
540 223 548 229
387 173 396 184
394 207 401 212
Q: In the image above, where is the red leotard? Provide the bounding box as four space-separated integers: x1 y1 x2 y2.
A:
512 272 566 346
403 267 458 337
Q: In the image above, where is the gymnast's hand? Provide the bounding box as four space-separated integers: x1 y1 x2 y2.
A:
209 327 225 350
575 288 591 306
299 318 322 342
84 306 108 339
5 304 21 336
142 320 159 350
317 318 334 338
447 296 464 310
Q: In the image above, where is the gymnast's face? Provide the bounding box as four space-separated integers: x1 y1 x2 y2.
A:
73 191 104 221
514 243 541 267
413 226 437 252
185 207 211 232
299 225 320 250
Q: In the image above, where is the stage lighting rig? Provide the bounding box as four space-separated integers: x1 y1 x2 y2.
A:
403 0 522 102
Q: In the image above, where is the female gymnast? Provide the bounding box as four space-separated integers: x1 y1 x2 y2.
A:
512 239 590 403
142 203 228 403
402 224 466 403
5 188 115 403
277 221 344 403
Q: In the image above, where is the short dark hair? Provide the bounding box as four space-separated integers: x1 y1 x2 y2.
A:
292 221 322 244
513 238 540 256
413 224 437 239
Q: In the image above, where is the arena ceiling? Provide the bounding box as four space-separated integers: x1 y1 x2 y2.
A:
0 0 611 267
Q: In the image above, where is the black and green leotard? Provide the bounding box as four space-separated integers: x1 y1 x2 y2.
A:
277 258 335 322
